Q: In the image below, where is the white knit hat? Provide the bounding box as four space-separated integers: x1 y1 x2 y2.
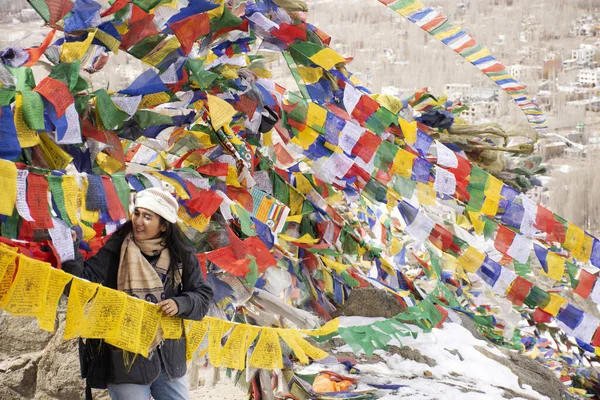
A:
134 188 178 223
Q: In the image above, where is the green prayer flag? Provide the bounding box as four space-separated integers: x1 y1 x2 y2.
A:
234 205 256 237
21 90 45 130
210 7 243 32
133 110 173 129
95 90 129 130
7 67 36 92
132 0 163 12
524 286 550 309
129 34 167 59
112 173 131 218
48 176 72 227
0 88 15 107
1 208 20 239
49 61 82 91
186 59 218 90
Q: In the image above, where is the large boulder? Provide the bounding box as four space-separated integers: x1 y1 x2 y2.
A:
34 308 86 400
331 288 406 318
0 311 54 358
476 346 567 400
0 351 42 399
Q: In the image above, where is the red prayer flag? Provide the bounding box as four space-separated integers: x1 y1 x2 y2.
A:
120 14 160 50
196 162 230 177
187 189 223 217
494 225 516 256
271 23 307 44
573 269 597 299
33 77 74 118
351 95 380 123
534 308 553 323
351 131 382 164
506 276 534 306
101 176 127 222
101 0 130 17
27 173 54 229
169 13 211 55
46 0 73 25
429 224 453 252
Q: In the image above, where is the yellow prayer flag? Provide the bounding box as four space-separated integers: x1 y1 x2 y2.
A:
61 29 96 63
207 94 237 131
468 211 485 235
137 302 161 356
161 315 184 339
39 133 73 170
178 207 210 232
291 125 319 150
297 66 324 84
417 182 437 206
306 102 328 129
3 257 51 317
207 319 234 367
396 1 424 16
300 318 340 337
81 286 127 340
0 159 17 216
185 319 210 361
279 233 320 244
309 48 346 70
458 246 486 273
106 296 145 355
226 165 241 187
61 175 80 226
575 234 594 263
543 252 565 282
80 178 100 225
541 293 567 317
94 29 120 54
294 173 314 195
207 0 225 18
14 93 40 147
564 223 585 253
0 250 17 307
321 256 349 274
38 268 72 332
465 47 492 63
390 149 415 178
248 328 283 370
481 176 503 216
277 329 309 364
398 118 417 145
372 93 404 115
219 325 260 370
64 278 99 340
139 92 171 109
141 36 181 66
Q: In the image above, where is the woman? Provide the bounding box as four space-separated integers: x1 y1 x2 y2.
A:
62 187 214 400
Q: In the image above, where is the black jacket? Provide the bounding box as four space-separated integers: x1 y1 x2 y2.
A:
62 228 213 389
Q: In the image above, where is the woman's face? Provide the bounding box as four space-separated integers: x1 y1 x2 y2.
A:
131 207 166 241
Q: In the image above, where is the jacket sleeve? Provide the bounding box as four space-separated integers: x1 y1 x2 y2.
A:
172 252 213 321
61 233 122 285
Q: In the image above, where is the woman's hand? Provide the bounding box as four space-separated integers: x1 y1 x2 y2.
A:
158 299 179 317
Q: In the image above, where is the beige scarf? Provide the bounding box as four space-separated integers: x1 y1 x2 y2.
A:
118 233 170 304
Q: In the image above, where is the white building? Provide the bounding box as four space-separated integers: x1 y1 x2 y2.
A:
572 44 597 67
444 83 498 102
460 102 499 124
507 65 542 82
578 68 600 87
